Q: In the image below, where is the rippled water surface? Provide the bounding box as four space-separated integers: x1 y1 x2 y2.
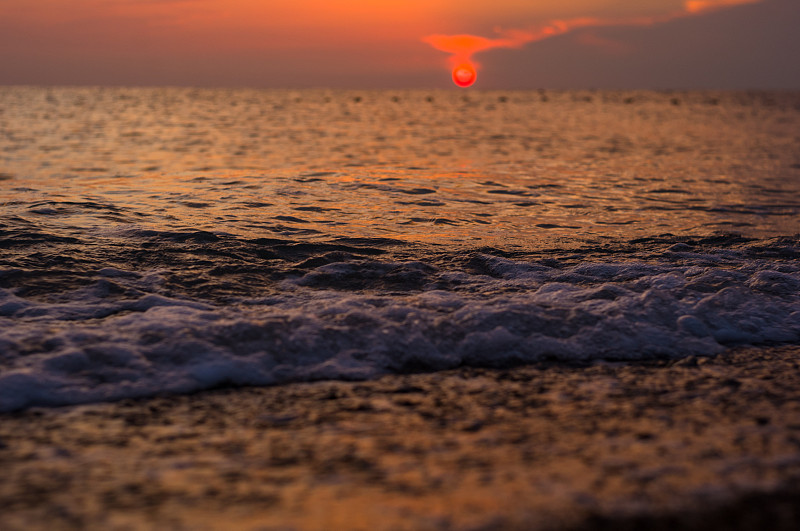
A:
1 87 799 410
3 87 799 245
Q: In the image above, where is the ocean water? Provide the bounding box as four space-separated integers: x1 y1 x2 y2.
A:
1 86 799 411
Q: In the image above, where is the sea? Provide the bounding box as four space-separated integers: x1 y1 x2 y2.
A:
1 86 799 412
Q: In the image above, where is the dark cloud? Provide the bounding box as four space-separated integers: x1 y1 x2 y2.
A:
478 0 800 89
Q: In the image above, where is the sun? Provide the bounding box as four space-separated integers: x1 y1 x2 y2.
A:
452 63 477 88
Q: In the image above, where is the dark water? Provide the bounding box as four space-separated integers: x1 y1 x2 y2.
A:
1 87 799 411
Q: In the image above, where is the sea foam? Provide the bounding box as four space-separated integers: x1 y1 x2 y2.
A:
1 250 798 411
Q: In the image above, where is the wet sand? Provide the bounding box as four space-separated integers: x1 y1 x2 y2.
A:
2 346 800 530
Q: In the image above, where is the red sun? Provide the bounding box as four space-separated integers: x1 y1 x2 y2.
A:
452 63 477 87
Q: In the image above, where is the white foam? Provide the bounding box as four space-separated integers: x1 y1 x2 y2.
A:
1 254 799 411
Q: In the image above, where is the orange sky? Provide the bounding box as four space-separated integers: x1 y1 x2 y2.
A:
0 0 797 88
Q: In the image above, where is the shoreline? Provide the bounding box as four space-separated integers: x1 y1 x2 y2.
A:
2 345 800 530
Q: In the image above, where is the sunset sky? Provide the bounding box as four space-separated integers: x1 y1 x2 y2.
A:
1 0 798 89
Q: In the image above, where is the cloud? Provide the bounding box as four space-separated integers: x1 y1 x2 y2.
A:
478 0 799 90
421 31 535 68
684 0 761 14
422 0 764 71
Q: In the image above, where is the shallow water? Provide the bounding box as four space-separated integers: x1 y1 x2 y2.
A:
1 87 799 410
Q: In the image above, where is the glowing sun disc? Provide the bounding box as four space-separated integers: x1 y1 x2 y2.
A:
452 64 476 87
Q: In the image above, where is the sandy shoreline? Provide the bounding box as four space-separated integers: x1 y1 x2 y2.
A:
2 346 800 530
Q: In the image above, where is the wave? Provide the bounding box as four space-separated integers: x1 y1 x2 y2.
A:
1 232 798 411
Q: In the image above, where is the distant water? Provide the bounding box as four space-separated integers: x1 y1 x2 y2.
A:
1 87 799 411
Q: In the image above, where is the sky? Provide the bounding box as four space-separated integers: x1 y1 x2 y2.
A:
0 0 798 89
